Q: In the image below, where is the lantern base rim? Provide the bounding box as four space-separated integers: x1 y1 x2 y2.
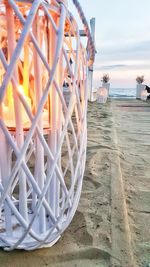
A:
0 213 64 250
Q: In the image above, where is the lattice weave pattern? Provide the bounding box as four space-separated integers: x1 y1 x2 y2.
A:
0 0 89 250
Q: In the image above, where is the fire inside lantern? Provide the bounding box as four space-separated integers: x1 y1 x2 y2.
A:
0 4 50 130
0 0 95 250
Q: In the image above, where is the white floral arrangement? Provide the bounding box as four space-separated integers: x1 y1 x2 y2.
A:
136 75 144 84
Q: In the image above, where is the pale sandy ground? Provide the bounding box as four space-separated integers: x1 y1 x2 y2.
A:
0 98 150 267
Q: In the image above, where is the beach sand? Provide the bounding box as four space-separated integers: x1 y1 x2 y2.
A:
0 98 150 267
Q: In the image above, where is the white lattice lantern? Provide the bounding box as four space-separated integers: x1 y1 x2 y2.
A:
0 0 94 250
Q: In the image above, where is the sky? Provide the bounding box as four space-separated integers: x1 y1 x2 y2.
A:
69 0 150 88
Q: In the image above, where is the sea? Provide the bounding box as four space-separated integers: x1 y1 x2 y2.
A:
109 88 136 99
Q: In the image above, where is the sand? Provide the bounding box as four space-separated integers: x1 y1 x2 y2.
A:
0 98 150 267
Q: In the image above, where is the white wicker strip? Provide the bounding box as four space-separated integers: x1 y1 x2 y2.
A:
0 0 92 250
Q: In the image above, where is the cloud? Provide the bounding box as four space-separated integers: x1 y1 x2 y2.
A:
96 39 150 63
101 40 150 54
95 64 127 70
95 63 150 72
94 39 150 74
93 38 150 87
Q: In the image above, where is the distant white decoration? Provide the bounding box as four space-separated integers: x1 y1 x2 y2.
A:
136 84 145 99
97 87 108 104
141 89 148 101
102 82 110 96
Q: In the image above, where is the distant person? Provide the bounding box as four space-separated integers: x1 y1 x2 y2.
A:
145 85 150 99
63 58 73 87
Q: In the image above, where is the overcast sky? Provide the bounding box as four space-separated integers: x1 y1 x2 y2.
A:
69 0 150 88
